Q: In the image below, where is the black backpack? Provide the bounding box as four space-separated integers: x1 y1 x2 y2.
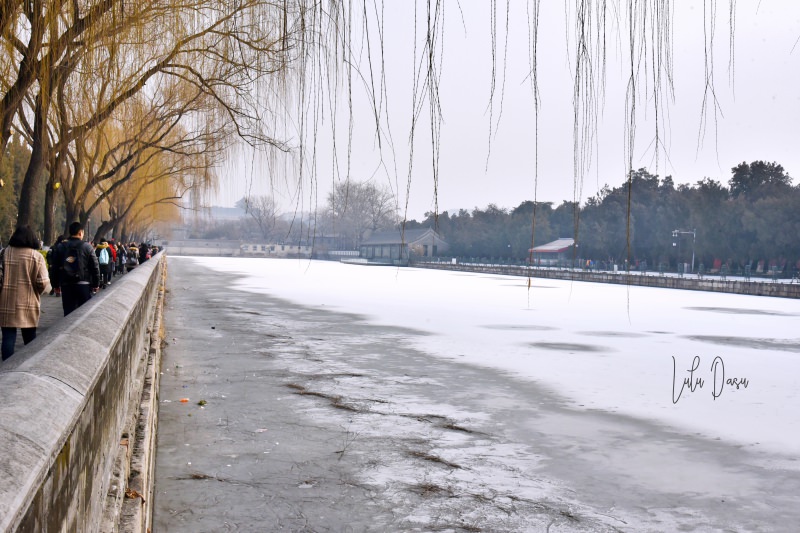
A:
61 241 85 283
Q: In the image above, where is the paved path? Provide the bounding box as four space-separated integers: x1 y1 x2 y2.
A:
34 289 66 331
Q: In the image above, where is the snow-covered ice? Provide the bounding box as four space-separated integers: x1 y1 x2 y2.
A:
198 257 800 458
158 256 800 531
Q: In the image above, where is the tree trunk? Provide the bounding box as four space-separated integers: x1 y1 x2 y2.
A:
45 152 71 243
16 95 48 228
111 218 127 242
93 219 115 243
119 222 128 243
43 179 56 244
63 204 80 236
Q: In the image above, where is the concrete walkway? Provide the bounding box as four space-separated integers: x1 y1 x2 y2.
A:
32 290 66 331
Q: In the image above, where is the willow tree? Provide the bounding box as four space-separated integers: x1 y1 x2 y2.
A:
54 76 224 242
2 1 740 245
1 0 133 224
7 0 299 231
278 1 737 269
100 126 213 243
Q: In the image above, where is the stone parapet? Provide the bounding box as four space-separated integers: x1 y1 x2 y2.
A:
0 254 166 532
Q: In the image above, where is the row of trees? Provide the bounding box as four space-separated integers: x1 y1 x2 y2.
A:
1 0 309 244
192 160 797 273
194 181 400 247
405 162 799 272
1 2 760 253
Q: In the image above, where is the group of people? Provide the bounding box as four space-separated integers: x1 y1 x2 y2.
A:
0 221 157 361
50 234 150 292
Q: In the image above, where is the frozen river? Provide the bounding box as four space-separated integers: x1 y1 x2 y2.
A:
154 257 800 531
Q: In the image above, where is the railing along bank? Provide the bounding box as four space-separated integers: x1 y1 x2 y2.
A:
411 259 800 299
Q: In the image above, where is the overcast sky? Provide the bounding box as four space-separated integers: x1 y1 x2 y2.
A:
216 0 800 221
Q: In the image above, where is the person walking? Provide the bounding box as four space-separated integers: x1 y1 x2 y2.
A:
51 222 101 316
46 235 66 296
0 226 51 361
116 243 128 275
95 239 112 288
126 243 139 272
108 239 118 278
138 242 150 263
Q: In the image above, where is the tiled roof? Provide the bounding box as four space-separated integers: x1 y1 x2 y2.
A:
530 238 575 253
362 228 439 245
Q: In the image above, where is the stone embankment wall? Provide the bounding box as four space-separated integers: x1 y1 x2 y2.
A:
414 262 800 299
0 254 167 532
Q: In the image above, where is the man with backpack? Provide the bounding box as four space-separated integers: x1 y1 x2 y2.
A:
51 222 101 316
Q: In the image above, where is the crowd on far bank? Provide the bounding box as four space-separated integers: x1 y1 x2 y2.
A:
0 221 160 361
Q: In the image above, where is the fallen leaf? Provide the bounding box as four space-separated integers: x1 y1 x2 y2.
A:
125 488 146 504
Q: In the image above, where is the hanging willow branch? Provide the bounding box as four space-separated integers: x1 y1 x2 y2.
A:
0 1 738 247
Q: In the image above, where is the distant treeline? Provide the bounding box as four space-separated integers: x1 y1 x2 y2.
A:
404 162 800 273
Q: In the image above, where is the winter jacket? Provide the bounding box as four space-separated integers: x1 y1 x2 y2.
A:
96 242 112 265
0 246 51 328
51 237 101 289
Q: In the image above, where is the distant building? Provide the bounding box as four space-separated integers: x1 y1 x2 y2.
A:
529 238 575 265
157 239 241 256
209 206 247 221
359 228 448 265
159 239 314 257
240 242 312 258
